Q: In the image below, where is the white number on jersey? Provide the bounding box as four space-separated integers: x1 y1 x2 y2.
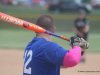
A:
24 50 32 74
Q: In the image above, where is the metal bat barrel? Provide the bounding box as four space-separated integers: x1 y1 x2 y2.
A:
0 12 70 41
0 12 46 33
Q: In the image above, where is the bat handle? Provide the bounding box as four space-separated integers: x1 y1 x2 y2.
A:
45 30 70 41
61 36 70 41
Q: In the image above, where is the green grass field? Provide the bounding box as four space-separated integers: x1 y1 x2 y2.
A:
0 6 100 52
0 29 100 52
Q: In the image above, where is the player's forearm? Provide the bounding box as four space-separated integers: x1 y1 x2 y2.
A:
73 27 82 35
63 46 81 67
84 25 89 33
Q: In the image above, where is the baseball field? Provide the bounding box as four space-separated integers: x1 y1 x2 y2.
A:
0 6 100 75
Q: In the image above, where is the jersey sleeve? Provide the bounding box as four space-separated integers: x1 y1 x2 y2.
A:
85 19 89 25
43 42 69 65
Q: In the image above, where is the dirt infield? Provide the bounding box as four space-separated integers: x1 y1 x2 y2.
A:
0 48 100 75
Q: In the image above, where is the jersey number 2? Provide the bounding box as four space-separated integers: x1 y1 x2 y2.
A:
24 50 32 74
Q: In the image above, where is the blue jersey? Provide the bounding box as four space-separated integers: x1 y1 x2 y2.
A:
23 37 69 75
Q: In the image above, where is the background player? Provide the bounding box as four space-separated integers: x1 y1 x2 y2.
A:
73 10 90 63
23 15 89 75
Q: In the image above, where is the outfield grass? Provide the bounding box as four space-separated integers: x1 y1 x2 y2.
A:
0 29 100 52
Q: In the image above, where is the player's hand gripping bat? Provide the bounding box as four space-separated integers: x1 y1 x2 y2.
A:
0 12 70 41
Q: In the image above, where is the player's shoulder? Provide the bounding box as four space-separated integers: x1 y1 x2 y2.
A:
83 18 89 24
45 41 61 51
31 37 60 49
83 18 88 21
43 42 62 57
48 41 60 47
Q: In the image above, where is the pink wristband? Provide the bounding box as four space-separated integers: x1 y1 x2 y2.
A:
63 46 81 67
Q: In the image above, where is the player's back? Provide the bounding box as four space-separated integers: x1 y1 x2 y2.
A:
23 37 60 75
